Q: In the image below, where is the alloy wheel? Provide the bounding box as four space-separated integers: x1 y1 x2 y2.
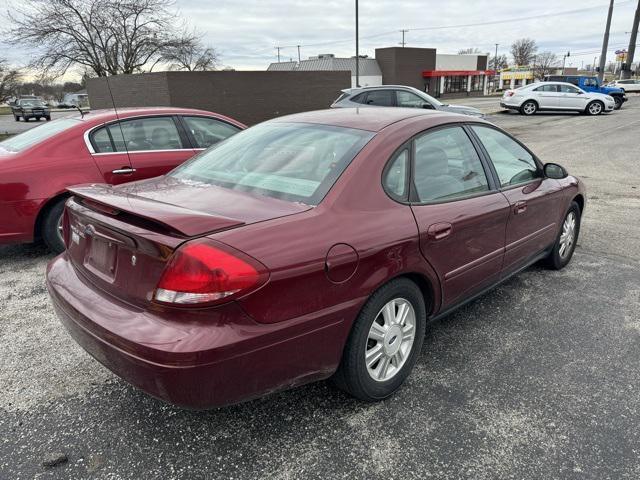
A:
559 211 576 259
523 102 536 115
365 298 416 382
589 103 602 115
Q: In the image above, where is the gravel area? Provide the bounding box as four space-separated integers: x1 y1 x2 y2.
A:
1 98 639 479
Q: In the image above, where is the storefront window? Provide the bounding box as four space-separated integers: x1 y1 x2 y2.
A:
443 76 468 94
471 75 484 92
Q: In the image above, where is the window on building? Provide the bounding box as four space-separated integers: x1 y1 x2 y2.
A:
443 76 468 94
470 76 484 92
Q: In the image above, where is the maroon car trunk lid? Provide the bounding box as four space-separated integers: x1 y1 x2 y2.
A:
65 181 310 307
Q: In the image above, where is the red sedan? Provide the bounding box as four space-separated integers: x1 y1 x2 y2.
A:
0 107 244 252
46 108 586 408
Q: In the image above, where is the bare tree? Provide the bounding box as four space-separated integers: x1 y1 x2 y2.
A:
511 38 538 66
457 47 482 55
489 54 509 71
7 0 204 77
532 51 559 80
0 59 21 103
162 37 220 71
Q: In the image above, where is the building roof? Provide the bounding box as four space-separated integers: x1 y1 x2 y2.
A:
267 57 382 76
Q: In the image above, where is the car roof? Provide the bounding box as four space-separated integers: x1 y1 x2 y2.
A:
343 85 419 94
69 107 239 126
269 107 463 132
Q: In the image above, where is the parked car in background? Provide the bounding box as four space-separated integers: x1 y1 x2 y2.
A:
606 79 640 93
331 85 485 118
0 107 245 253
545 75 627 109
11 98 51 122
47 107 585 409
501 82 615 116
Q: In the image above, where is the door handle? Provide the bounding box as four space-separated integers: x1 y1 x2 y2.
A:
514 200 527 214
427 222 453 241
112 167 136 175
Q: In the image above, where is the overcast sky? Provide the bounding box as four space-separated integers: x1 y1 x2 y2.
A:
2 0 638 76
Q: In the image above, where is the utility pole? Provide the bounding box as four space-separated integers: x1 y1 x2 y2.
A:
562 51 570 74
355 0 359 87
598 0 614 82
275 46 282 63
400 29 409 47
297 45 301 63
622 0 640 79
494 43 499 70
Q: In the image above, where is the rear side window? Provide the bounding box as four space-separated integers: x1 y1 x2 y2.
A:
471 126 539 187
364 90 394 107
534 85 558 92
351 93 367 104
182 116 240 149
383 149 409 200
559 85 580 93
396 91 427 108
412 127 489 202
566 77 579 86
92 116 183 153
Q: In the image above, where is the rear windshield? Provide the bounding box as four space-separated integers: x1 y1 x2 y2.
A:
170 122 374 205
0 118 81 153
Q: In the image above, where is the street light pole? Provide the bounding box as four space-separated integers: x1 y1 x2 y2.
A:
355 0 360 87
598 0 615 82
622 0 640 79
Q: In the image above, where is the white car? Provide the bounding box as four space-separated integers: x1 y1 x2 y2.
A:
607 79 640 93
501 82 615 116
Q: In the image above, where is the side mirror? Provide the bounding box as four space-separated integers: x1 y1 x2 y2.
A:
422 103 435 110
544 163 568 179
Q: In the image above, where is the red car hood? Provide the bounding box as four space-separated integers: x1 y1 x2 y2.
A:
68 176 312 237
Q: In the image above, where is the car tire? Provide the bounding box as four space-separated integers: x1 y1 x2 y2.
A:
41 197 67 254
544 201 581 270
586 101 604 116
14 115 20 122
613 96 623 110
332 277 427 402
45 116 51 121
520 100 537 116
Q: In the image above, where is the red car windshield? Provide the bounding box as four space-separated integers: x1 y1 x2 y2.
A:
171 122 374 205
0 118 82 153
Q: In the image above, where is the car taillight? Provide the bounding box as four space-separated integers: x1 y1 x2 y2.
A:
154 239 268 306
505 90 515 97
62 209 70 248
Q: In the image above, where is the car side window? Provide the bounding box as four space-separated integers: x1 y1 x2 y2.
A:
182 116 241 149
91 126 115 153
108 116 184 152
351 93 367 104
412 126 490 202
583 78 598 87
534 85 558 92
383 149 409 200
471 126 540 187
364 90 394 107
567 77 579 86
396 91 428 108
559 85 580 94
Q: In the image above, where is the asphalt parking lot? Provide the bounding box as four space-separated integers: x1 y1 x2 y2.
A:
1 99 639 479
0 110 78 136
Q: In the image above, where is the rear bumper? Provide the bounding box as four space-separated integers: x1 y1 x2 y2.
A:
500 101 519 109
46 254 353 408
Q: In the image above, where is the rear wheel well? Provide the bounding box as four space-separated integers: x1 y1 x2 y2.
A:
34 194 69 241
398 273 435 316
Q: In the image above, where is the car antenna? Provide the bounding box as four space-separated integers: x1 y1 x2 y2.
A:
104 75 133 170
74 105 85 118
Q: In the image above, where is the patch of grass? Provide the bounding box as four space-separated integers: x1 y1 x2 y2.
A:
0 106 11 116
0 133 13 142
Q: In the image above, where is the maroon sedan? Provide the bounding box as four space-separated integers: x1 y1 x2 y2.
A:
0 108 244 253
46 108 585 408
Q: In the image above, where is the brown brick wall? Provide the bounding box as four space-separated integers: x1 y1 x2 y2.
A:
375 47 436 90
87 71 350 125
